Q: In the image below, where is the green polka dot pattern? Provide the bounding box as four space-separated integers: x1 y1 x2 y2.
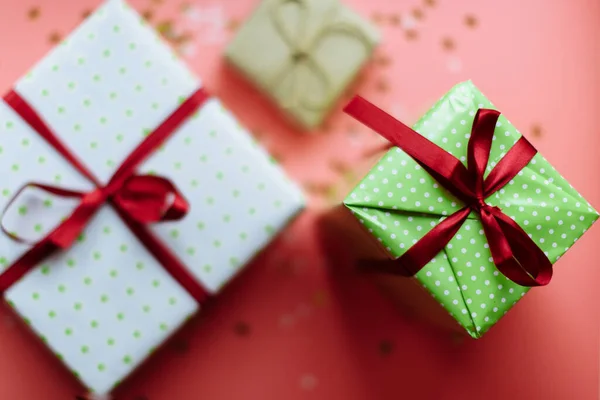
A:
0 0 304 396
344 81 598 338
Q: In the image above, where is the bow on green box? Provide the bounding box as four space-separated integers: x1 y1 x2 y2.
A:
344 81 598 338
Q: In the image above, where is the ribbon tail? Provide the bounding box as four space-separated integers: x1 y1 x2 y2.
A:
360 208 470 276
481 209 552 287
344 97 476 201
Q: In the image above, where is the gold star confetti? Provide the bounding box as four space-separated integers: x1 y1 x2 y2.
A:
142 9 154 21
155 20 174 37
227 19 240 32
375 54 392 67
465 14 478 28
27 7 41 20
412 8 424 20
389 14 401 26
531 124 543 137
324 185 338 202
375 78 389 93
371 12 384 24
321 121 333 133
48 31 62 44
303 182 331 195
329 160 348 174
424 0 437 6
379 340 393 355
441 37 455 51
234 321 251 336
405 29 419 40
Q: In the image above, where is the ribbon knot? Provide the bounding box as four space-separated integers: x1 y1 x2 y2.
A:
469 197 489 214
345 97 554 287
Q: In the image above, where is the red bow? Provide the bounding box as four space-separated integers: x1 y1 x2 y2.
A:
0 88 211 302
344 97 553 287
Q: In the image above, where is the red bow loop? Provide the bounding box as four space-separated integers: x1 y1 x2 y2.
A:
344 97 553 287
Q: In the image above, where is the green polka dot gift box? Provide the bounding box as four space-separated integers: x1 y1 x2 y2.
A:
340 81 598 338
0 0 303 395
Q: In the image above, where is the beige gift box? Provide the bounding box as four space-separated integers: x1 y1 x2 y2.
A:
225 0 380 131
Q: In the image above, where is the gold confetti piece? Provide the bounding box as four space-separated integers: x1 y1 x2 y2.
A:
464 14 478 28
303 182 331 195
375 54 392 67
329 160 348 174
405 29 419 40
155 20 174 36
375 78 389 93
227 19 240 32
379 340 393 355
371 12 384 24
233 321 251 336
441 37 455 51
389 14 401 26
531 124 543 137
81 9 92 19
412 8 424 20
424 0 437 6
324 185 338 202
48 31 62 44
142 9 154 21
27 7 41 20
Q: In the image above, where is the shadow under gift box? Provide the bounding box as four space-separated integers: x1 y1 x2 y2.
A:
318 81 599 339
0 0 304 395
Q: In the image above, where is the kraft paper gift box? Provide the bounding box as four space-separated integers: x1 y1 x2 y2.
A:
0 0 304 395
225 0 380 131
320 81 598 338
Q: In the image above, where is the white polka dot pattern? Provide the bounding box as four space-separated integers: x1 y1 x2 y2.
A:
344 81 598 338
0 0 304 394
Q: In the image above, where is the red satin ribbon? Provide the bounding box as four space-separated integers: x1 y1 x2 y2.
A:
344 96 553 287
0 88 211 302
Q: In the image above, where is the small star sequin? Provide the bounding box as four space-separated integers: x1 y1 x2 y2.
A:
465 14 478 28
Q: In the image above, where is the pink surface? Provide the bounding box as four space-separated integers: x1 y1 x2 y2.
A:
0 0 599 399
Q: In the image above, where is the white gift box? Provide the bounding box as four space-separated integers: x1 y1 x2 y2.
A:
0 0 304 395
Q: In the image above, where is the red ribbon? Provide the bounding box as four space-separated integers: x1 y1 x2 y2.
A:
344 96 553 287
0 88 211 302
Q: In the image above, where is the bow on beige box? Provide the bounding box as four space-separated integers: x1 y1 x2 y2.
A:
226 0 379 131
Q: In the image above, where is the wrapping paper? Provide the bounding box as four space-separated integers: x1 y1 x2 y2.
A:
0 0 304 394
225 0 379 130
344 81 598 338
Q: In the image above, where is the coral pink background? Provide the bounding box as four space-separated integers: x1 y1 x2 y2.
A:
0 0 599 399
